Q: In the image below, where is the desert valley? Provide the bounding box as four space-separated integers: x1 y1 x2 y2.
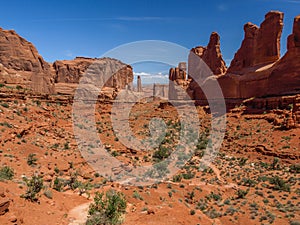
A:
0 9 299 225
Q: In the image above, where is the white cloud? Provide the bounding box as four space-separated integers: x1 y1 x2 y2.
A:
133 71 169 84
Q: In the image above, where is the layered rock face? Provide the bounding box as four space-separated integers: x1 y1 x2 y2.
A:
0 28 54 93
0 28 50 73
187 11 299 100
169 32 227 100
169 11 300 127
169 62 191 100
267 15 300 96
53 57 133 89
190 32 227 76
228 11 284 74
0 27 133 95
53 57 94 83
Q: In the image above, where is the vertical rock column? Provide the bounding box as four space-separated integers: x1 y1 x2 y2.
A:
137 75 142 92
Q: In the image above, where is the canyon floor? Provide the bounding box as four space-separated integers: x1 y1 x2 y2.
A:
0 85 299 225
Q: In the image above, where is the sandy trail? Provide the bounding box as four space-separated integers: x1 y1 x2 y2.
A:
68 202 91 225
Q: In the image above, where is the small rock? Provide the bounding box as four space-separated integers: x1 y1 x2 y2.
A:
0 187 5 197
0 198 10 215
147 208 155 215
9 215 17 223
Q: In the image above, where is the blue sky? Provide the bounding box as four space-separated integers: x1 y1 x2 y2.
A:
0 0 299 84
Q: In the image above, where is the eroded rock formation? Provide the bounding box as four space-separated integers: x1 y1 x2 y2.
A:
267 15 300 96
228 11 284 74
0 28 54 93
190 32 227 76
187 11 299 100
53 57 133 90
0 27 133 95
168 11 300 127
169 62 191 100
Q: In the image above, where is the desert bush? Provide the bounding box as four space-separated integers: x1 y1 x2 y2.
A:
87 189 127 225
53 177 66 192
153 145 170 162
172 174 182 182
270 157 280 170
182 171 195 180
269 176 290 192
0 166 14 181
290 164 300 173
21 175 43 202
27 153 38 166
1 103 9 108
132 190 143 200
190 209 195 215
236 189 249 199
241 178 257 187
239 157 248 166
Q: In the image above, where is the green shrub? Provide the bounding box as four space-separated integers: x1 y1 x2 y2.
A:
182 171 195 180
0 103 9 108
269 176 290 192
290 164 300 173
21 175 43 202
132 190 143 200
27 153 38 166
87 189 127 225
236 189 249 199
53 177 66 192
153 146 170 162
172 174 182 182
190 209 196 215
239 157 248 166
0 166 14 181
271 157 280 170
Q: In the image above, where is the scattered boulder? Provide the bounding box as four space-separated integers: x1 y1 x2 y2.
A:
0 198 10 215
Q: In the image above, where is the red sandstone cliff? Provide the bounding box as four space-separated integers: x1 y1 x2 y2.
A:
53 57 133 89
0 28 133 94
267 15 300 96
191 32 227 76
186 11 299 101
228 11 284 74
0 27 54 93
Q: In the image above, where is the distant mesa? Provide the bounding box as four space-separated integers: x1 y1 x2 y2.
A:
0 28 133 96
53 57 133 95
